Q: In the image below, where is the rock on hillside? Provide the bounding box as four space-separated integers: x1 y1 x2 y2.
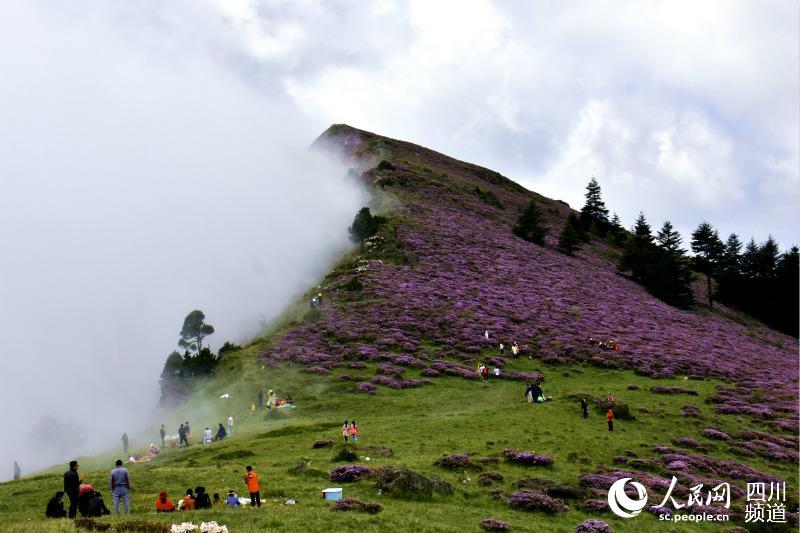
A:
264 124 798 434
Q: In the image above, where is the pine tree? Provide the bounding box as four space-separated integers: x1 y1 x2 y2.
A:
721 234 742 276
631 212 654 246
691 222 725 309
755 235 780 279
609 212 627 247
619 212 655 282
740 238 759 279
580 177 609 234
513 200 548 245
558 213 583 255
656 221 684 255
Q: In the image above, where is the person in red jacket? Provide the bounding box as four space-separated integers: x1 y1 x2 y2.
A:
244 465 261 508
155 491 176 512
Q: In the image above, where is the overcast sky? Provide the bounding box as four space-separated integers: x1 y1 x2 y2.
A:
0 0 796 478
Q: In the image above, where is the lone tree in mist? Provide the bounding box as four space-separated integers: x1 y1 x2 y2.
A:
513 200 548 245
179 310 215 354
349 207 386 243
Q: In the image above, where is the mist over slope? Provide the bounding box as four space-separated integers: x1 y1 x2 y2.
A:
0 6 366 479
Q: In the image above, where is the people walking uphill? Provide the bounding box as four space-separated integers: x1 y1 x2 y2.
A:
228 415 234 437
606 409 614 431
121 433 129 454
178 424 189 447
63 460 80 518
160 424 166 446
109 459 131 516
244 465 261 508
581 398 589 419
13 460 20 480
46 491 67 518
349 421 359 443
156 491 176 512
342 421 350 443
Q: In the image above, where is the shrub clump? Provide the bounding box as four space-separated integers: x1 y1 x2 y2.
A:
503 448 554 466
507 491 568 513
374 467 434 499
376 160 395 171
702 428 731 441
332 447 360 462
313 439 334 449
478 471 504 485
479 518 511 531
343 277 363 291
573 519 613 533
330 497 382 514
650 386 698 395
434 453 475 470
354 382 376 394
330 464 372 482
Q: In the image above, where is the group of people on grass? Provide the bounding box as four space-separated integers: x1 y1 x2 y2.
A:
49 461 262 518
341 421 360 443
51 459 131 519
588 337 621 351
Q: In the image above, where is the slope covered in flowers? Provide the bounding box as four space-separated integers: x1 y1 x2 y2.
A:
265 125 797 435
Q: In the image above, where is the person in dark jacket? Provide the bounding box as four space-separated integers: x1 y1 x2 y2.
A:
581 398 589 419
215 423 227 441
178 424 188 447
87 491 111 516
63 461 80 518
194 486 212 509
46 491 67 518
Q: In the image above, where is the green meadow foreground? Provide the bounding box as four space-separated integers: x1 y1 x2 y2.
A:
1 344 796 532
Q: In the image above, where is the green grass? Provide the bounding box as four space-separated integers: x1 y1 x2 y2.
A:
2 346 796 532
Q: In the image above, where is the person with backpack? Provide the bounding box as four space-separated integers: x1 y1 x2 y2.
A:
109 459 131 516
87 491 111 516
244 465 261 508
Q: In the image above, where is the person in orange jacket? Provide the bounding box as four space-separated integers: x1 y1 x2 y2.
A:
155 491 176 512
244 465 261 508
606 409 614 431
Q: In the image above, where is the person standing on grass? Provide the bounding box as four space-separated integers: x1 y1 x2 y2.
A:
109 459 131 516
581 398 589 419
63 460 81 518
228 415 234 437
13 460 20 480
341 421 350 443
159 424 166 446
244 465 261 508
121 433 129 454
258 390 264 407
499 342 505 355
606 409 614 431
349 421 359 443
178 424 188 447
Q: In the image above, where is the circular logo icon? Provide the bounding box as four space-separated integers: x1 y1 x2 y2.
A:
608 477 648 518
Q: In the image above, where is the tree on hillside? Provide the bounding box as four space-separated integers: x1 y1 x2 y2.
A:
720 234 742 276
618 212 654 283
179 310 215 354
609 212 627 247
691 222 724 309
739 238 759 279
656 221 684 255
755 235 780 278
580 177 609 235
349 207 386 243
558 213 583 255
161 351 184 378
649 248 695 308
513 200 548 245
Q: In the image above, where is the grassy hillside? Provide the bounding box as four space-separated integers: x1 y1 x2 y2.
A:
1 125 796 532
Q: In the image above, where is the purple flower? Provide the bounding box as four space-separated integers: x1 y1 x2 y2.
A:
354 382 376 394
479 519 511 531
702 428 731 441
330 464 372 482
507 491 567 513
573 519 613 533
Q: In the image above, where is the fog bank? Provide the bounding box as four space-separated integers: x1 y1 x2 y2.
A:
0 1 365 479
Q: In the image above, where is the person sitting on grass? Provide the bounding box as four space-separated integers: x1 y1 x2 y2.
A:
87 491 111 517
178 488 195 511
45 491 67 518
225 490 239 509
195 486 212 509
156 491 176 512
203 427 213 444
215 423 227 441
212 493 221 506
